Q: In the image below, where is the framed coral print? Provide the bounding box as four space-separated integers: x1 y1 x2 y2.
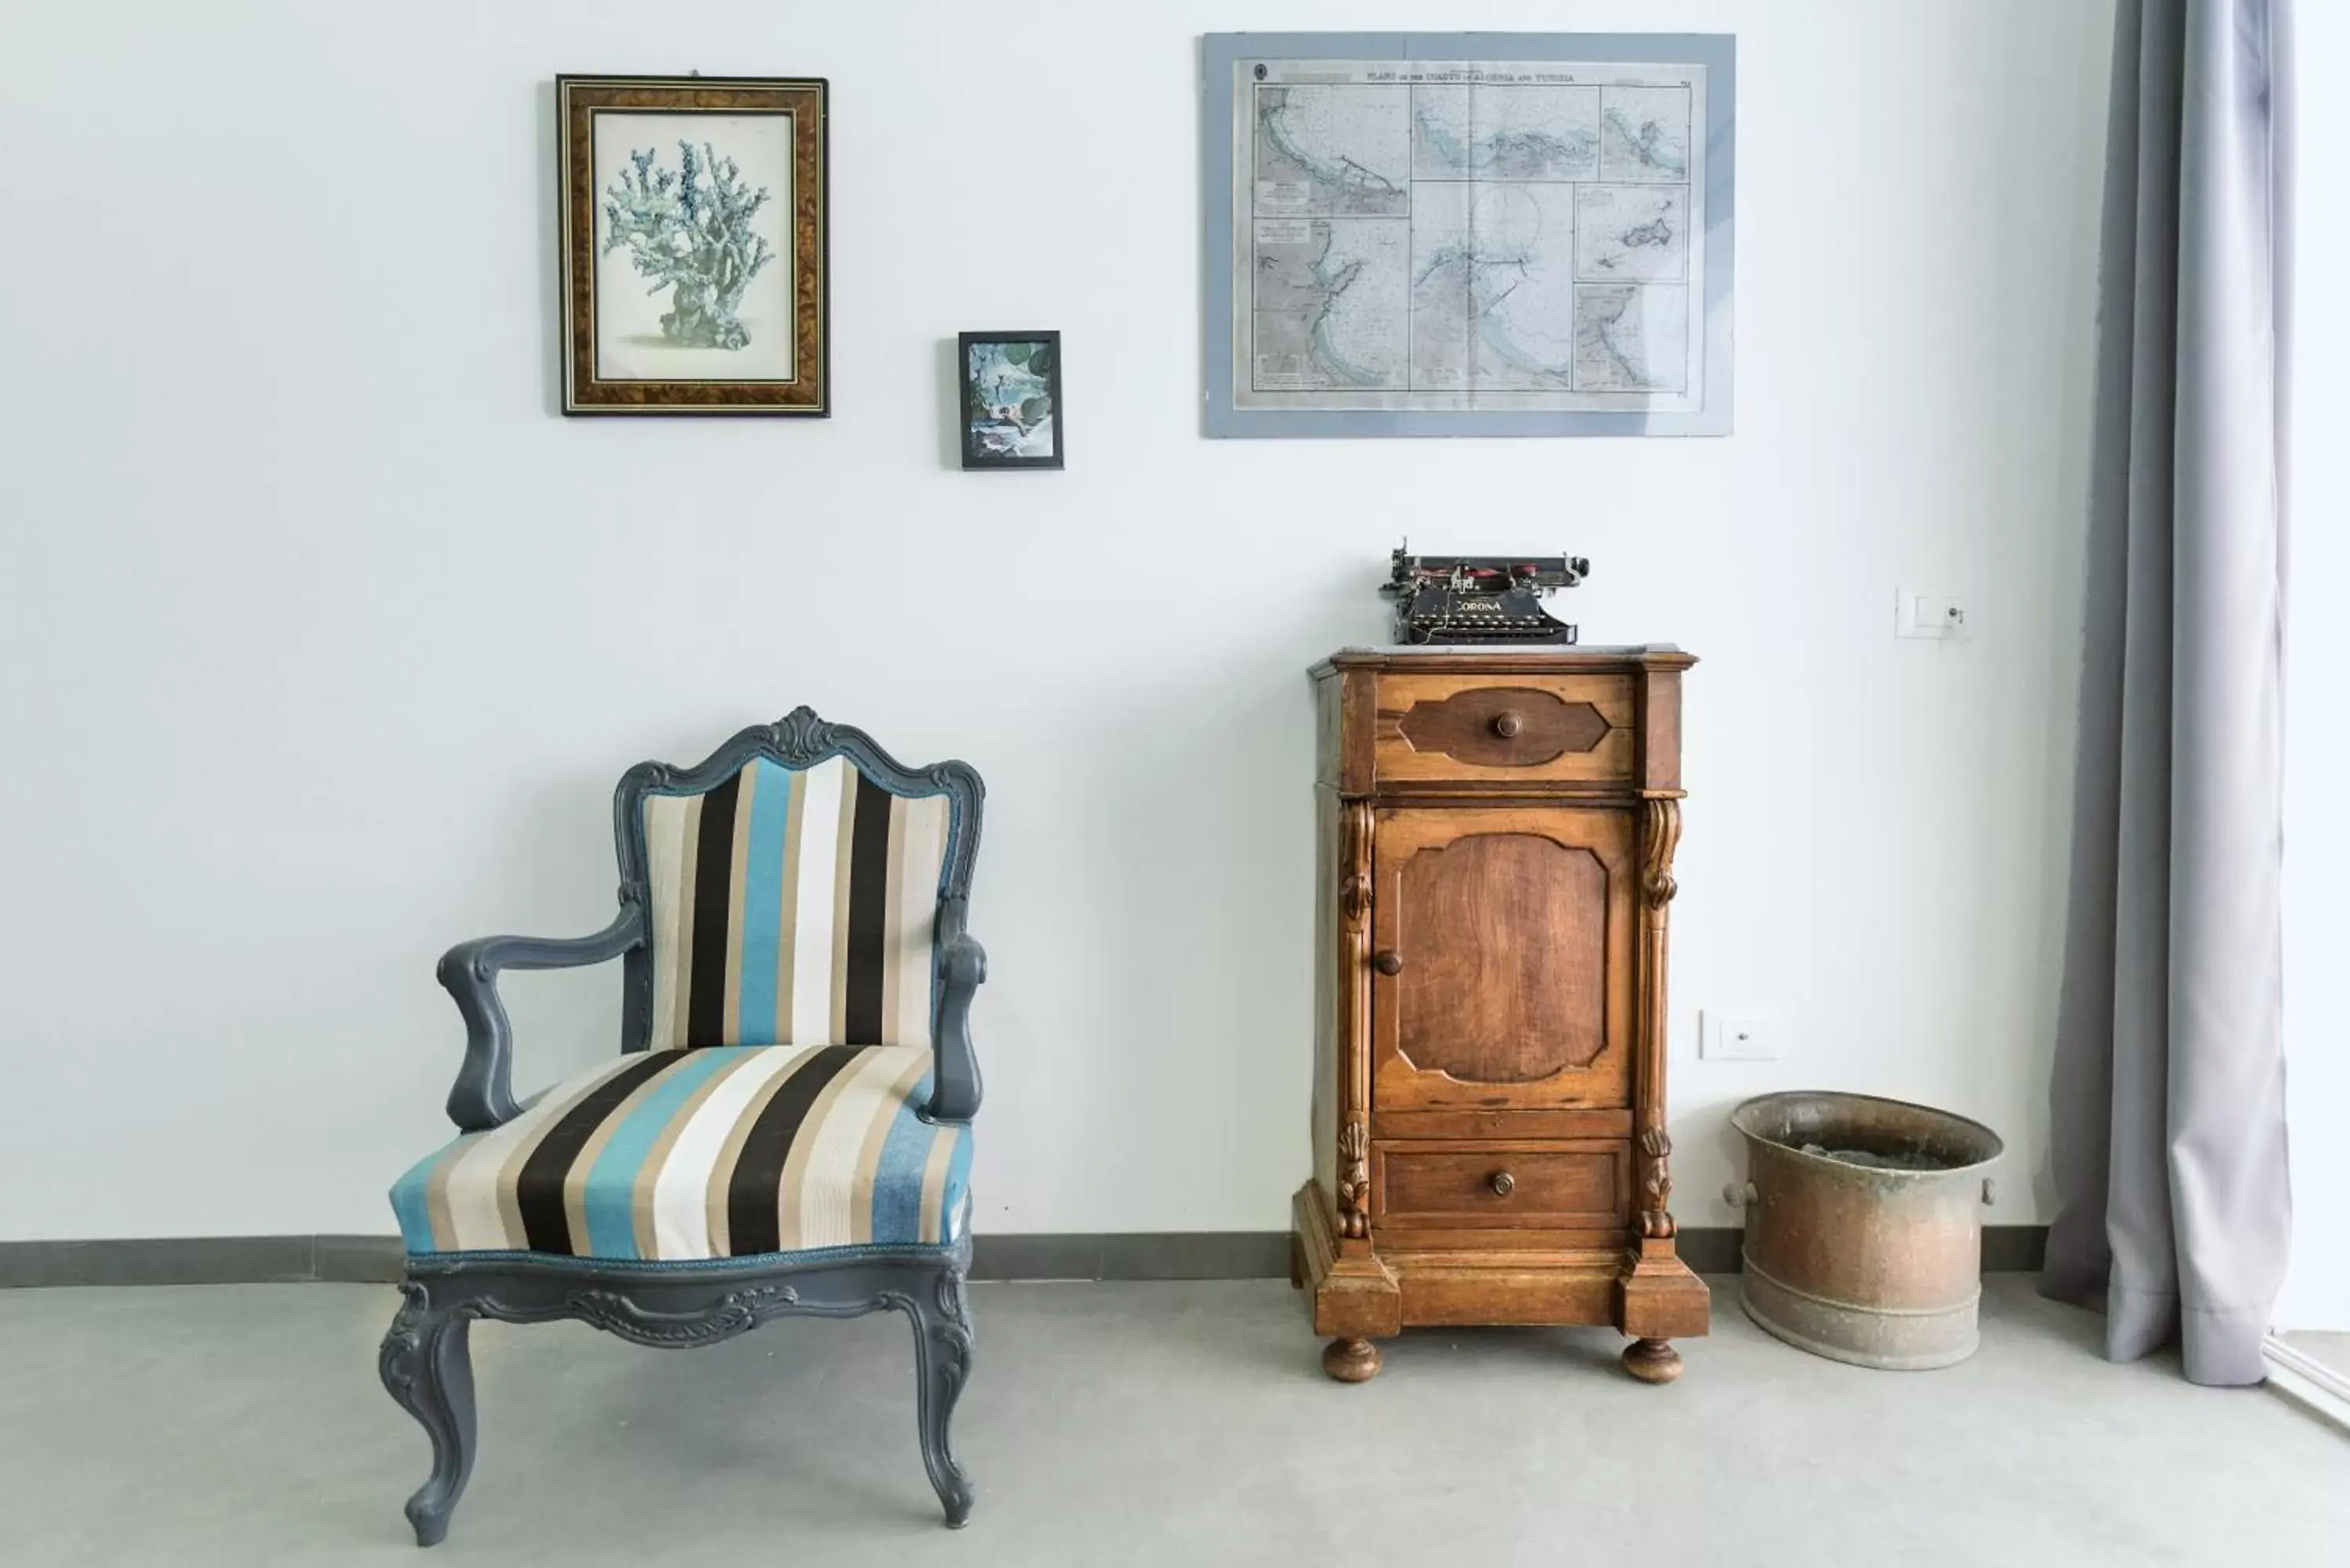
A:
559 75 828 414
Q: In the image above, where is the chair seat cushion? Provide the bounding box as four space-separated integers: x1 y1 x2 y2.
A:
390 1046 972 1262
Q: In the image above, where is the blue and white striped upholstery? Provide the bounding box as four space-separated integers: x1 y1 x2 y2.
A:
643 754 952 1051
391 1045 971 1259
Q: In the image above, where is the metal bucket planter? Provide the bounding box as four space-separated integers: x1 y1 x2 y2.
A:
1724 1091 2003 1371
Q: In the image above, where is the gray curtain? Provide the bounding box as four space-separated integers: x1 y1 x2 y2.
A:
2041 0 2294 1386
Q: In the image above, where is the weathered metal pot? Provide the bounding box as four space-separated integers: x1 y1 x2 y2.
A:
1725 1091 2003 1371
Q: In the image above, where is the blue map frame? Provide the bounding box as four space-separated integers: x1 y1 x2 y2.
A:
1202 32 1736 438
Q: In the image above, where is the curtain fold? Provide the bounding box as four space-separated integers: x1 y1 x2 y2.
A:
2041 0 2293 1388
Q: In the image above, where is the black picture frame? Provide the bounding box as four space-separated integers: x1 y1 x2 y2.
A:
957 331 1064 470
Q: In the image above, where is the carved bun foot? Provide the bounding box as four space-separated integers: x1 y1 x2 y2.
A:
1321 1337 1383 1382
1622 1337 1683 1384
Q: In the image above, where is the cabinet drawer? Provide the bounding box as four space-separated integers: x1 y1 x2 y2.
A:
1372 1139 1631 1229
1375 674 1636 786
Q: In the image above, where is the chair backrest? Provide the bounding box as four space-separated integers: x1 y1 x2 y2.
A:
611 710 983 1053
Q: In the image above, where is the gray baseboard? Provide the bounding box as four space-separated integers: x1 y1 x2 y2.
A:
0 1235 401 1289
1980 1224 2050 1274
0 1226 2049 1289
971 1231 1295 1281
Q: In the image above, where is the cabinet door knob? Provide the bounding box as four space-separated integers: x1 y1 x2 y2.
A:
1372 949 1405 976
1491 710 1524 738
1489 1171 1516 1197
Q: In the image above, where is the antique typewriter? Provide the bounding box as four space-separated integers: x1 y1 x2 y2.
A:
1381 545 1590 645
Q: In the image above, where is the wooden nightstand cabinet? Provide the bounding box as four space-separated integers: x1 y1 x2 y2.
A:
1292 646 1709 1383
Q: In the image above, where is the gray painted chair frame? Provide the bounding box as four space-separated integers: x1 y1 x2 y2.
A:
378 708 987 1545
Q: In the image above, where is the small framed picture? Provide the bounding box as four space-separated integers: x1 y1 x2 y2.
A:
959 332 1064 469
559 74 828 414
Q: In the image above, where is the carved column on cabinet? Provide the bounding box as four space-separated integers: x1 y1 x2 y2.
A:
1336 799 1374 1241
1310 792 1398 1382
1636 795 1681 1243
1620 789 1699 1384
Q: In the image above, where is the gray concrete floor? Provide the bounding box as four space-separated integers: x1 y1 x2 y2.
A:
1 1276 2342 1567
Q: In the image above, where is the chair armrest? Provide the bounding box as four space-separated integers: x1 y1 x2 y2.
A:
927 895 986 1122
436 904 647 1132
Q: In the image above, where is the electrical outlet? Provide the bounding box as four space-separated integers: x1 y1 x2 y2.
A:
1701 1010 1777 1061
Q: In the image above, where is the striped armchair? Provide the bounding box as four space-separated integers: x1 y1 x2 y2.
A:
378 710 986 1543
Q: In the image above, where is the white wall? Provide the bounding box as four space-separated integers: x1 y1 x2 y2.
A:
0 0 2114 1243
2277 2 2350 1331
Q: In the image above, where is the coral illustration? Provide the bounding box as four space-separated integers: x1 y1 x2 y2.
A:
602 141 776 350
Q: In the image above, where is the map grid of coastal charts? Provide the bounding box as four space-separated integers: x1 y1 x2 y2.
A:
1232 56 1709 419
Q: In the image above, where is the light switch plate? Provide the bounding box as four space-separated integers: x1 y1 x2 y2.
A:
1896 587 1973 639
1701 1010 1777 1061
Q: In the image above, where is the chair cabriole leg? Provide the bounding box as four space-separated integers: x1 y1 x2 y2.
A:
378 1281 479 1547
910 1265 977 1526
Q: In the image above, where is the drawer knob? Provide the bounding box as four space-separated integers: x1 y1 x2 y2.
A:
1488 1171 1516 1197
1372 949 1405 977
1491 710 1525 739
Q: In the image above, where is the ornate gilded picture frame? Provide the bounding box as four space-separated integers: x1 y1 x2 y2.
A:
559 74 828 415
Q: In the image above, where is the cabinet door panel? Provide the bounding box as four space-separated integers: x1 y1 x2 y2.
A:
1372 807 1634 1111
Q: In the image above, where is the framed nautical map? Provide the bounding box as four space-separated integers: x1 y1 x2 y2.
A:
1202 33 1734 438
